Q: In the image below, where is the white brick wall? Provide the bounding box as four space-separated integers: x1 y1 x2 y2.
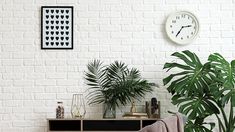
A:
0 0 235 131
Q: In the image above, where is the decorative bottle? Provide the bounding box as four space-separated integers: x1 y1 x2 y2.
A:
56 102 64 119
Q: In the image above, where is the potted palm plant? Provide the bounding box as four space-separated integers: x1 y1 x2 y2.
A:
84 60 153 118
163 50 235 132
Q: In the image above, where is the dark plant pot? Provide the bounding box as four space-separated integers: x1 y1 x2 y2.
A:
103 103 116 118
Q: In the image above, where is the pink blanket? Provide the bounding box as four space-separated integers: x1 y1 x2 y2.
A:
139 114 184 132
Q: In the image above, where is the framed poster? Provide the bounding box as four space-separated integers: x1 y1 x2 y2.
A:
41 6 73 49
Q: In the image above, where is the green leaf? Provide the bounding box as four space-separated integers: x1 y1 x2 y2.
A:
163 62 193 71
182 50 202 66
208 53 235 108
185 120 213 132
231 92 235 107
166 75 188 93
163 71 191 85
173 96 216 120
172 51 195 67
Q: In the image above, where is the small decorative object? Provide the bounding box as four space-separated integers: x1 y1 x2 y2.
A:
84 60 153 118
145 101 150 118
56 101 64 119
165 11 199 45
71 94 86 118
41 6 73 49
151 98 158 115
130 100 137 113
122 112 148 119
122 99 148 119
145 100 160 118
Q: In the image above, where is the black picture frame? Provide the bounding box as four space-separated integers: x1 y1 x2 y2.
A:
41 6 73 50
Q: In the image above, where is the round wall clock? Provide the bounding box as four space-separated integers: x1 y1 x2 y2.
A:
165 11 200 45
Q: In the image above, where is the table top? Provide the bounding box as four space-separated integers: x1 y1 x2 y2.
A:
47 118 160 121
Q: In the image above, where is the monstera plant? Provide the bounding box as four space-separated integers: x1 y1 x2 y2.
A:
163 50 235 132
85 60 153 118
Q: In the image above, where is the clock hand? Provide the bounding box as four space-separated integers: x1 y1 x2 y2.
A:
176 26 183 37
182 25 192 28
176 25 192 37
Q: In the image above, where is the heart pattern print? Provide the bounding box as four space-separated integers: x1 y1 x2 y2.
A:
41 6 73 49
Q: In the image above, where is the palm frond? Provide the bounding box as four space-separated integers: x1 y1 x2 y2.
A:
84 60 153 107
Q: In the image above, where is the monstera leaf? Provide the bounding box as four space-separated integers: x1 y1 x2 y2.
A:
171 95 219 120
208 53 235 131
163 50 215 96
163 50 220 131
164 50 235 132
208 53 235 107
185 120 215 132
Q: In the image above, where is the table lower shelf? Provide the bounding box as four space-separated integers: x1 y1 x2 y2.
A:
48 119 158 131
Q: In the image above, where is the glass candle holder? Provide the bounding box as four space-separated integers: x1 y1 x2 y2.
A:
71 94 86 118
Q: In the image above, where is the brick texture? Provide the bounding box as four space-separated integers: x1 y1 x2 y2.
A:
0 0 235 131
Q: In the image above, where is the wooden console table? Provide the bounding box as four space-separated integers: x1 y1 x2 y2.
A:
47 118 159 132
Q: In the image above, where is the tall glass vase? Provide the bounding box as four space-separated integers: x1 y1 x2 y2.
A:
71 94 86 118
103 103 116 118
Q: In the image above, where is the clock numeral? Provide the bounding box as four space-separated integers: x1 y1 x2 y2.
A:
176 16 180 19
181 14 186 18
172 20 176 23
181 37 183 40
191 32 194 35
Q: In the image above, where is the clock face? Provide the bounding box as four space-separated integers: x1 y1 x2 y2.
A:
165 11 199 45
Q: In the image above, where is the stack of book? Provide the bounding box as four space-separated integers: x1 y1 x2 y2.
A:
122 112 148 119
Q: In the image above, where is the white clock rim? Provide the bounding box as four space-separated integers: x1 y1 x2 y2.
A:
165 11 200 45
